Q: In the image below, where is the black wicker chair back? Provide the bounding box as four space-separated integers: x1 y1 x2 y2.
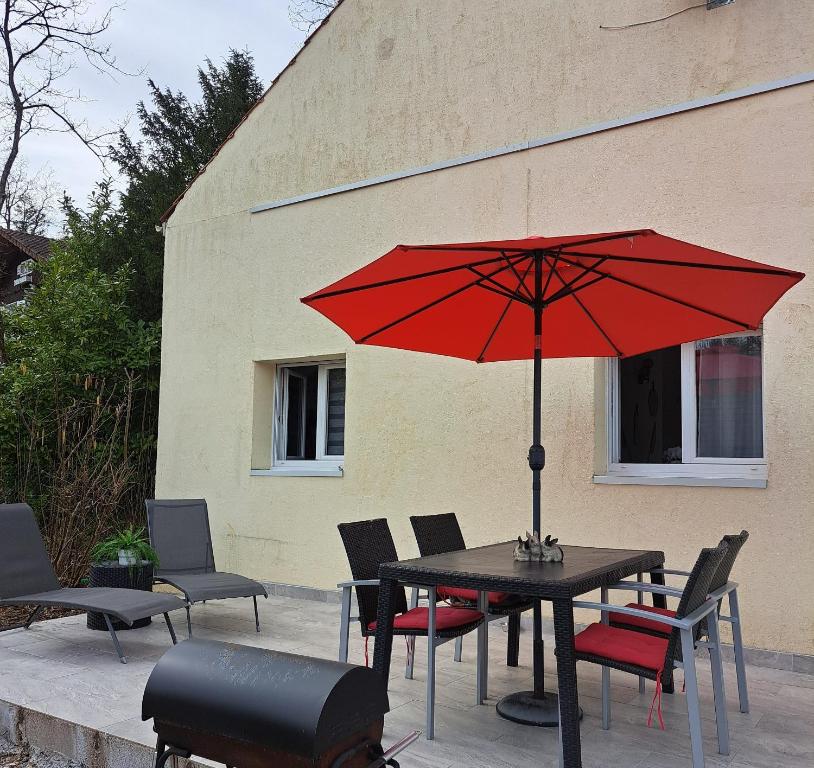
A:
710 530 748 593
663 543 728 672
338 519 408 635
410 513 466 557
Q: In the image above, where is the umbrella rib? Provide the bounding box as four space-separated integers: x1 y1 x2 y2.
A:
467 265 533 305
558 249 801 277
541 251 561 301
555 252 753 330
502 251 535 301
304 253 527 301
543 256 608 304
549 265 623 357
356 258 527 344
472 279 533 305
476 257 536 362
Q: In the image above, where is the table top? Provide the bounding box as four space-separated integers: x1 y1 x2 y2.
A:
379 541 664 600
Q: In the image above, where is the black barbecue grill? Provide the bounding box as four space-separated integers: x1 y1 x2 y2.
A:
142 639 418 768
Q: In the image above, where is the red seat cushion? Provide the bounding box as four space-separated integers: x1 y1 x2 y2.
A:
575 623 668 673
438 586 510 604
368 606 483 633
609 603 675 636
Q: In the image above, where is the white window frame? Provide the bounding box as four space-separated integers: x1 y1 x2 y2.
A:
262 358 345 477
598 330 767 488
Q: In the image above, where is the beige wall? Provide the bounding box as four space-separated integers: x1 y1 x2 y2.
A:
157 0 814 655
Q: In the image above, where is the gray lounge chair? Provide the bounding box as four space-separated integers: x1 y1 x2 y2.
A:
145 499 268 637
0 503 183 663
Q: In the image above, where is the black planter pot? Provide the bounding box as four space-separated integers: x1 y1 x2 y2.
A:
87 562 154 631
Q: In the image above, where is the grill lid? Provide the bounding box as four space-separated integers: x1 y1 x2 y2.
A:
142 639 389 759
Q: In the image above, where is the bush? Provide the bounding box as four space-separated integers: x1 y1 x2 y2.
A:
0 188 160 586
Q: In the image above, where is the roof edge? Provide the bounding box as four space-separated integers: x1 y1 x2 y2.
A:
159 0 347 224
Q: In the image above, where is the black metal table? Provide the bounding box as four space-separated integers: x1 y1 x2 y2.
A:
372 541 664 768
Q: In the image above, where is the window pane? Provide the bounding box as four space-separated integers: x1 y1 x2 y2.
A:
325 367 346 456
284 365 318 459
696 335 762 458
619 346 682 463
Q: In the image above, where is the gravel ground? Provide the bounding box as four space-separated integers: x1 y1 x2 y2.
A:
0 738 82 768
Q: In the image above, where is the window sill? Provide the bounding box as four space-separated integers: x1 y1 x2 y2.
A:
251 466 343 478
593 474 766 489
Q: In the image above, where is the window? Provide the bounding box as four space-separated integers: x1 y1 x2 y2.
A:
269 360 345 474
599 330 766 487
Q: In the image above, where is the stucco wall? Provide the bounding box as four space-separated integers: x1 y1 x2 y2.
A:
157 0 814 655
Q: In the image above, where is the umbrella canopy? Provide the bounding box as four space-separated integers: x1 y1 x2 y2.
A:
302 230 803 362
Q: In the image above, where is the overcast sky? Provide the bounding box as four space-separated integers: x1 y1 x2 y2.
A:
19 0 307 224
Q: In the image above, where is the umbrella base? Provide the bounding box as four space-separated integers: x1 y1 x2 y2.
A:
496 691 582 727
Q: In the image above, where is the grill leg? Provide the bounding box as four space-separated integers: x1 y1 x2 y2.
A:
155 745 191 768
253 595 260 632
680 628 706 768
186 605 193 638
163 613 177 645
426 586 437 740
339 586 352 663
103 614 127 664
454 635 463 662
706 609 730 756
729 588 750 713
507 612 520 667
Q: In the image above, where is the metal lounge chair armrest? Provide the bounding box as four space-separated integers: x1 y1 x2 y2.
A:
607 581 684 598
649 568 692 577
337 579 380 588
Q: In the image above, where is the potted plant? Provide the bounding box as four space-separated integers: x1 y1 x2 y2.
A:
91 525 159 568
87 526 159 631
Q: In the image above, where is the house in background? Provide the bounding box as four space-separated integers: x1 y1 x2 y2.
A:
0 228 51 306
155 0 813 670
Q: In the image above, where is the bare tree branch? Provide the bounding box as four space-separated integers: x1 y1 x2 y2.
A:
1 157 55 232
0 0 126 214
288 0 338 34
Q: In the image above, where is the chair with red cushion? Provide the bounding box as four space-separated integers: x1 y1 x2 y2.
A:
609 530 750 713
337 518 484 740
409 513 533 675
570 544 730 768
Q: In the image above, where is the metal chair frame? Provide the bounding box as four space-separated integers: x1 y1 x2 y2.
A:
574 585 730 768
338 578 488 740
648 568 749 713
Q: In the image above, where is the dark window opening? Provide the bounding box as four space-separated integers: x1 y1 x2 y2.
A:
619 346 682 464
285 365 318 459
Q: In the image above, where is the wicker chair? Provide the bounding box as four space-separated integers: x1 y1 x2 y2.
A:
609 531 750 713
409 513 532 675
570 544 730 768
337 518 484 740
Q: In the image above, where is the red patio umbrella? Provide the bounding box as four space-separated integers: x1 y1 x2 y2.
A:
301 229 803 724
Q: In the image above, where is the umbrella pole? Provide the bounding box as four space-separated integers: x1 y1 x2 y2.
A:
530 252 546 698
496 250 582 727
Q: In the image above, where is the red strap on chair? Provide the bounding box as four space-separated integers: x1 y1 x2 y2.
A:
647 668 666 730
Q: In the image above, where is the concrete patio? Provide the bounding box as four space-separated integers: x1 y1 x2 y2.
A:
0 594 811 768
